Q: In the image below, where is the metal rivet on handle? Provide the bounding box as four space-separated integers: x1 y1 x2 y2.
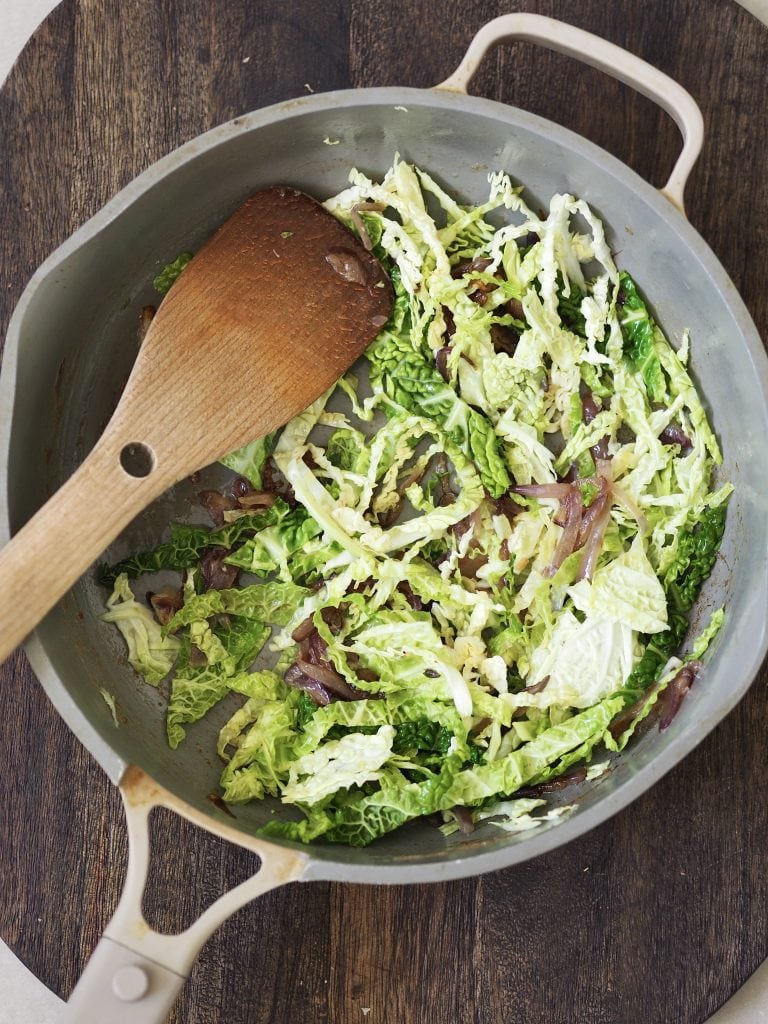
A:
112 964 150 1002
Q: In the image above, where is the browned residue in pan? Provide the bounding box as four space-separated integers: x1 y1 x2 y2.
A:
207 792 236 818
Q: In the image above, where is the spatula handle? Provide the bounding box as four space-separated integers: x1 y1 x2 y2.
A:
0 437 167 662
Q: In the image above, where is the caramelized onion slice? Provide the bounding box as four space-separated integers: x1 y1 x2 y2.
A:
546 488 582 577
659 661 701 730
284 664 331 706
513 483 573 500
295 659 366 701
576 499 612 581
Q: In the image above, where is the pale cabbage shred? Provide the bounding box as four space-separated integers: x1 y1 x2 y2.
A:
102 158 729 846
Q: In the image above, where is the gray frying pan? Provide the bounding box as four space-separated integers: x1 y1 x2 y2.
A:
1 14 766 1023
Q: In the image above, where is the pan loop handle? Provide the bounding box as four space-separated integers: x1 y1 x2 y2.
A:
60 767 308 1024
435 13 704 215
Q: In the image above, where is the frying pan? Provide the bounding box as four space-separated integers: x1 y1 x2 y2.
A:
1 13 766 1023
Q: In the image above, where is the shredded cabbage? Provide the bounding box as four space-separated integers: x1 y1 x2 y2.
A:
100 160 730 847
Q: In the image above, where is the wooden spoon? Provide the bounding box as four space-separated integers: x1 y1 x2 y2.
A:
0 186 393 662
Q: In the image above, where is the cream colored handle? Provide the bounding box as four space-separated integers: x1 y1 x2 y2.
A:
435 13 704 214
62 767 308 1024
0 434 172 662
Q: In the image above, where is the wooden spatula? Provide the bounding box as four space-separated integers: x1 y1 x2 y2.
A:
0 186 393 663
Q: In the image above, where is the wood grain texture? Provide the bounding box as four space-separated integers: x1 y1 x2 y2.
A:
1 1 767 1022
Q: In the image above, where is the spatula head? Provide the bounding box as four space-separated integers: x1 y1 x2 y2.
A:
110 186 393 484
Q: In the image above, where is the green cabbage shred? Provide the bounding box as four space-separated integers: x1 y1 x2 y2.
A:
100 159 730 847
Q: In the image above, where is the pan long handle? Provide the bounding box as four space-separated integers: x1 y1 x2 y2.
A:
60 767 308 1024
435 13 704 215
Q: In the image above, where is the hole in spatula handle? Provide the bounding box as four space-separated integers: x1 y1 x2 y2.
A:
120 442 155 477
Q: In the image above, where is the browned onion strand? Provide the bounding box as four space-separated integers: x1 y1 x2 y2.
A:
546 488 583 576
581 390 600 424
452 505 482 541
320 605 345 634
454 505 489 578
378 459 429 528
306 629 329 664
148 586 183 626
659 423 693 451
236 491 277 509
325 248 368 284
349 202 385 252
189 644 207 668
356 667 381 683
291 629 383 699
397 581 423 611
261 458 296 506
507 297 525 320
453 806 475 835
577 482 610 546
198 489 237 527
576 499 612 581
512 465 620 580
295 658 367 701
608 693 651 741
525 675 550 695
291 616 315 643
512 482 573 499
435 346 450 382
607 660 702 742
489 323 519 357
595 458 614 481
295 657 346 688
439 483 458 507
200 547 238 591
399 463 427 494
470 277 498 297
553 496 569 527
346 651 381 685
494 493 523 524
440 305 456 341
434 452 455 506
284 664 332 706
659 661 701 730
348 209 373 252
231 476 252 498
470 716 493 737
451 256 493 279
516 765 588 797
458 552 489 580
377 500 403 529
591 436 611 461
450 255 499 306
582 388 612 459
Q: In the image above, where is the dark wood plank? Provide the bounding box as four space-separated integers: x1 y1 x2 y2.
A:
1 2 767 1023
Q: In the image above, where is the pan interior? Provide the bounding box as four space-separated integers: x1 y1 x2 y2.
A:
6 89 767 878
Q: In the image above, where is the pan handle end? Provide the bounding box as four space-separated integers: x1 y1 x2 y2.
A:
434 13 704 216
60 766 309 1024
59 938 186 1024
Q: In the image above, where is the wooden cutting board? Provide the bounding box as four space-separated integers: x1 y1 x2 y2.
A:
1 1 767 1022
